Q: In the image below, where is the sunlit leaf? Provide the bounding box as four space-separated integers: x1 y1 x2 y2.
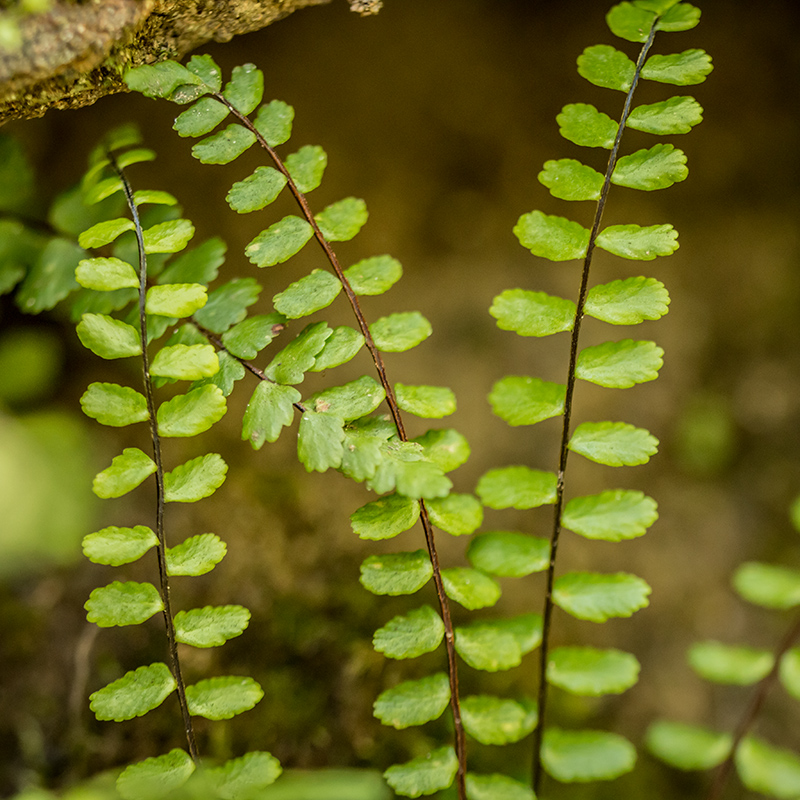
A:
477 466 557 510
779 648 800 701
192 124 256 164
557 103 618 149
612 144 688 191
370 311 432 352
732 562 800 610
345 254 403 296
93 447 156 498
76 257 139 291
426 493 483 536
412 428 471 474
542 728 636 782
373 605 444 659
116 749 195 800
584 276 670 324
150 344 219 380
465 773 535 800
568 421 659 466
297 410 345 472
193 276 261 334
131 190 178 208
596 223 678 260
82 525 158 566
245 215 314 268
174 605 250 648
222 63 264 114
142 219 195 254
539 158 604 201
576 339 664 388
577 44 636 91
442 568 501 610
396 383 456 418
273 269 341 318
627 96 704 135
642 49 713 85
164 453 228 502
351 493 420 541
166 533 227 576
384 747 457 798
315 197 368 242
646 720 731 771
489 375 565 425
467 532 549 577
81 382 149 427
242 381 301 449
547 646 640 696
514 211 590 261
77 314 141 359
266 321 332 384
310 376 385 421
145 283 207 317
186 675 264 720
374 673 450 729
206 751 282 799
553 572 651 622
688 641 773 685
657 3 702 32
563 489 658 541
360 550 433 596
285 145 327 193
490 289 576 337
90 662 175 721
191 350 245 396
77 218 134 250
606 2 656 42
461 695 537 745
84 176 124 205
736 736 800 800
253 100 294 147
226 166 287 213
85 580 163 627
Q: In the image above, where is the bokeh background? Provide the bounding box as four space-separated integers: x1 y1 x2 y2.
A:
2 0 800 797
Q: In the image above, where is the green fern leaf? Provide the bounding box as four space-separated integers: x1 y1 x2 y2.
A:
779 648 800 701
273 269 342 318
627 96 703 134
426 493 483 535
174 605 250 648
253 100 294 146
688 641 773 685
553 571 651 621
514 211 590 261
350 493 420 540
297 410 345 472
310 376 385 420
562 489 658 540
158 237 226 285
206 751 282 799
174 96 229 138
315 197 369 241
735 736 800 799
285 145 327 192
539 158 604 201
267 321 332 384
412 428 471 473
84 176 124 205
222 63 264 114
164 453 228 502
81 382 149 426
340 419 388 482
577 44 636 91
145 284 207 317
360 550 433 595
242 381 301 449
465 773 535 800
193 351 245 396
90 662 176 721
732 562 800 610
116 749 195 800
142 219 195 254
85 580 163 627
245 215 314 268
344 254 403 296
310 325 365 370
134 190 178 207
541 728 636 782
657 3 702 32
367 441 452 499
442 567 501 610
557 103 617 149
226 166 287 213
82 525 158 566
17 238 83 312
489 375 565 425
373 605 444 659
396 383 456 418
568 421 659 466
605 2 657 43
646 720 731 771
490 289 576 336
374 673 450 729
150 344 219 380
165 533 227 576
384 746 458 798
193 277 261 333
93 447 156 498
547 646 640 695
76 257 139 291
115 147 157 169
477 466 557 510
584 276 670 324
461 695 537 745
77 314 141 360
575 339 664 388
185 675 264 720
596 223 678 260
642 49 713 85
454 625 522 672
221 313 284 359
612 143 688 191
370 311 432 352
467 531 549 577
192 125 256 164
124 61 203 100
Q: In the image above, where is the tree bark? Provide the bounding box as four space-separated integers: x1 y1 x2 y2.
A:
0 0 333 123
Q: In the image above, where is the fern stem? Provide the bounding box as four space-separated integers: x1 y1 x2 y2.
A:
531 20 659 792
110 154 199 763
218 96 468 798
707 612 800 800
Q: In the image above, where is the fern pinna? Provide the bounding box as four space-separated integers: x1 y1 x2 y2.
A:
648 494 800 800
75 127 279 798
480 0 711 792
120 56 491 798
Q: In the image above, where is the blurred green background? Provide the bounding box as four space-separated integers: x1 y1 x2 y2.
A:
2 0 800 797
